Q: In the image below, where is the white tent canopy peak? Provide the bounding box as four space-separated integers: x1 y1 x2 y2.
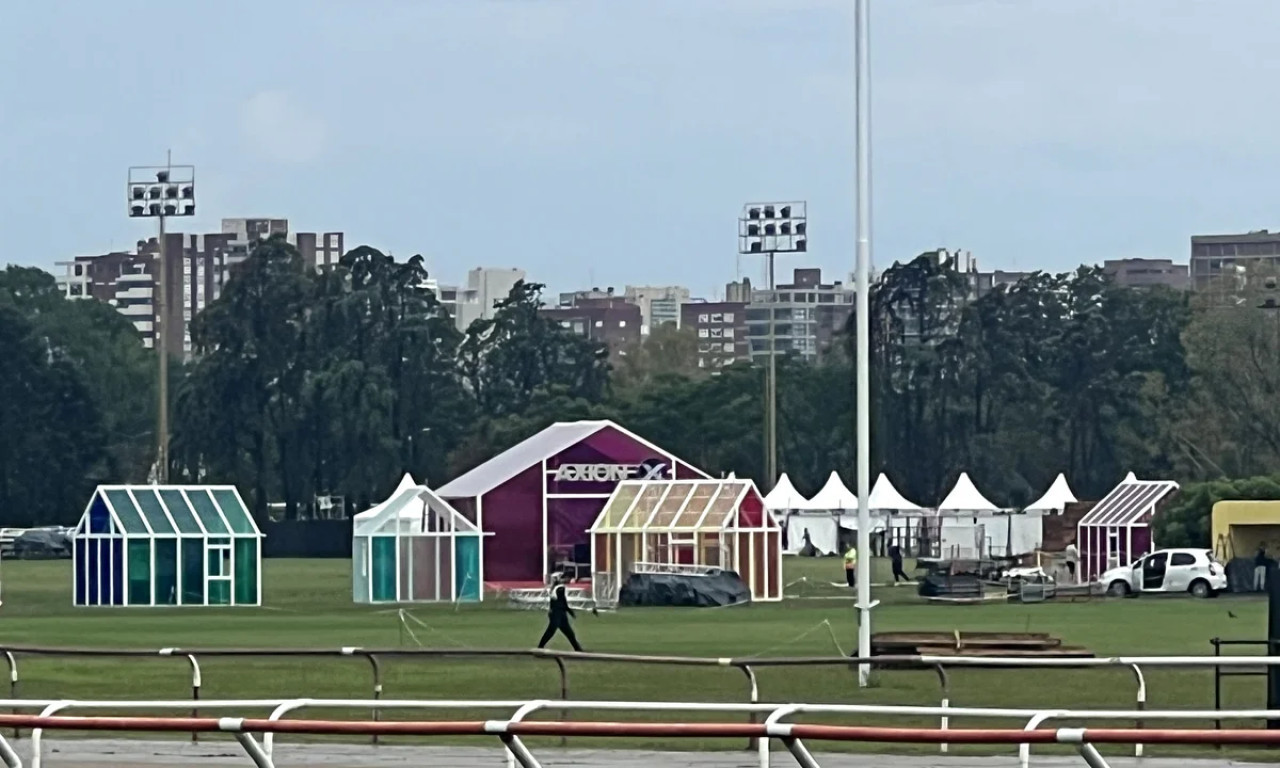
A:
807 471 858 511
764 473 808 511
937 472 1001 513
1025 473 1077 513
868 473 922 511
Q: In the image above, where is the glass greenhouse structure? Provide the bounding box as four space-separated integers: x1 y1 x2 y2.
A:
353 475 486 604
73 485 263 607
589 479 782 602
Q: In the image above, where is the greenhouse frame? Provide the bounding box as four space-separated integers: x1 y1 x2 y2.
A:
589 478 783 602
353 475 487 604
73 485 263 607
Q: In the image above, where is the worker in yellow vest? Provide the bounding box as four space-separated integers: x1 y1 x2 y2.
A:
844 546 857 588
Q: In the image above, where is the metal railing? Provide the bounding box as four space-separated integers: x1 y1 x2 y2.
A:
0 709 1279 768
3 696 1280 768
2 645 1278 758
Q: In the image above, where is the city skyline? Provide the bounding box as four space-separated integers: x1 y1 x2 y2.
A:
6 1 1280 299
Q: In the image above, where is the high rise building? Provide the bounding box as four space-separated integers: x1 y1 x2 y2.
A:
541 295 642 359
1189 230 1280 290
623 285 690 334
1102 258 1188 290
680 300 748 369
733 267 855 363
452 267 526 332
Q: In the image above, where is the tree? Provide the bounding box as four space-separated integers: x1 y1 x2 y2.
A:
612 324 703 391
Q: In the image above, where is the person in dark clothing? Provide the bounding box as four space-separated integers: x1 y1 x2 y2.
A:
537 574 584 652
1255 544 1269 592
889 544 910 583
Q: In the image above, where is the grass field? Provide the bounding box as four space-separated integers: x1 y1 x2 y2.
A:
0 556 1271 756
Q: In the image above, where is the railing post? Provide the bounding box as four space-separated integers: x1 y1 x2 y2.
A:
934 663 951 754
187 654 202 744
363 653 382 747
499 733 544 768
781 737 821 768
4 653 17 739
0 732 20 768
1076 742 1113 768
552 656 569 748
740 664 759 752
234 731 276 768
1212 637 1223 743
1129 663 1146 759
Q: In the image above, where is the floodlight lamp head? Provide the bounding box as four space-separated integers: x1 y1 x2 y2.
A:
749 241 763 253
780 205 791 218
148 203 161 216
764 223 777 236
163 204 177 216
780 222 792 235
181 185 194 199
763 205 775 218
147 186 162 200
131 185 146 200
156 170 170 183
183 203 195 216
747 223 760 236
130 205 146 217
164 185 179 199
796 239 807 252
748 207 761 220
796 222 807 235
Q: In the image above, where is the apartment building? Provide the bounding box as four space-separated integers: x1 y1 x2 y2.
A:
56 218 343 357
623 285 690 333
451 267 526 332
680 300 748 369
542 296 642 358
1190 230 1280 290
730 267 855 363
1103 258 1188 289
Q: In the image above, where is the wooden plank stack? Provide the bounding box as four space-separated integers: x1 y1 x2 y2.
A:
870 631 1093 658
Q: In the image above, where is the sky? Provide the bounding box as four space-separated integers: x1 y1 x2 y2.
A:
3 0 1280 299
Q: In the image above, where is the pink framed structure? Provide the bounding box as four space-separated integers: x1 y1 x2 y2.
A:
589 478 783 602
1076 477 1179 582
436 420 707 585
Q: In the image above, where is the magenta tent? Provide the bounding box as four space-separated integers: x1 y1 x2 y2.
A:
436 420 708 587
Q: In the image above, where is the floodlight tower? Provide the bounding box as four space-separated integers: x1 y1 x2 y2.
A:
128 158 196 483
738 201 808 492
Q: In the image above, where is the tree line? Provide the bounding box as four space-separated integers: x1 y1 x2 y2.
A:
3 237 1278 545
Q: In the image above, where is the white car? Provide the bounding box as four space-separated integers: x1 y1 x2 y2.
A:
1101 548 1227 598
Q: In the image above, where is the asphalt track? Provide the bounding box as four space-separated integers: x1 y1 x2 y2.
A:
19 739 1274 767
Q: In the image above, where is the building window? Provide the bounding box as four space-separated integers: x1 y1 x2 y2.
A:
698 313 709 323
723 327 734 338
698 328 709 338
594 320 603 328
618 320 627 327
722 342 734 352
723 312 734 322
710 313 722 323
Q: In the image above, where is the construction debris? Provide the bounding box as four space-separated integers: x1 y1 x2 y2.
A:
869 631 1093 658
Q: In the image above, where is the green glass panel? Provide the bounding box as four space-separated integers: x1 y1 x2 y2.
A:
234 539 257 605
371 536 396 602
158 490 202 534
154 538 178 604
105 489 149 534
131 489 176 534
455 536 481 601
180 539 204 604
126 540 151 605
186 490 229 534
208 579 231 606
210 489 258 534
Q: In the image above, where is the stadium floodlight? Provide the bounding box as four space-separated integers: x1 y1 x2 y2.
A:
737 201 808 499
127 159 196 484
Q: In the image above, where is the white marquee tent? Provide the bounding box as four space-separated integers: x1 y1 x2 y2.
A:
868 474 922 513
1025 474 1077 514
782 471 854 556
935 472 1020 559
763 473 807 523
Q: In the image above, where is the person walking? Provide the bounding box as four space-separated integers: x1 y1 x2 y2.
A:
889 543 910 584
537 573 584 652
1063 541 1079 584
843 545 858 588
1256 544 1269 593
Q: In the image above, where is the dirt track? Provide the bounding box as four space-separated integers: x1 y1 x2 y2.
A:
18 738 1276 767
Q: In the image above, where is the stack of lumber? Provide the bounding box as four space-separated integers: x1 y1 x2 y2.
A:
869 631 1093 658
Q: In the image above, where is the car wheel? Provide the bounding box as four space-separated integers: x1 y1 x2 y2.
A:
1190 579 1212 599
1107 580 1130 597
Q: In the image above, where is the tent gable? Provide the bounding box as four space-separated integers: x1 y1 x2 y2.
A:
764 473 807 511
937 472 1001 513
592 479 778 533
807 471 857 510
1025 473 1078 513
1079 478 1179 527
868 473 922 511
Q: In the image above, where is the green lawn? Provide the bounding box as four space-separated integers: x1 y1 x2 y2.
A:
0 556 1270 757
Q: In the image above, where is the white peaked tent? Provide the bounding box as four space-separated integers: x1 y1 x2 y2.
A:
1025 474 1077 514
764 473 805 512
937 473 1001 513
868 473 922 513
782 472 851 556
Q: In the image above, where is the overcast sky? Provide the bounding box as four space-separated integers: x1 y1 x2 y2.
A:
2 0 1277 298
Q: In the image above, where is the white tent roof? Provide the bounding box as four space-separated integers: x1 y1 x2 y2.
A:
1024 473 1077 513
354 472 419 522
764 473 808 511
806 471 858 511
937 472 1001 513
868 473 922 511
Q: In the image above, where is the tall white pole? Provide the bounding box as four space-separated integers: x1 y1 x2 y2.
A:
854 0 874 688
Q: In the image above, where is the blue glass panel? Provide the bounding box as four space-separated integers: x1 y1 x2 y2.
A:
87 494 112 534
87 540 100 605
73 540 86 605
110 538 125 605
